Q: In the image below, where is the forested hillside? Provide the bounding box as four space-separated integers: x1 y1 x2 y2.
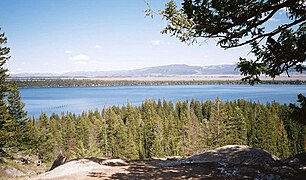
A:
8 78 306 88
16 98 304 162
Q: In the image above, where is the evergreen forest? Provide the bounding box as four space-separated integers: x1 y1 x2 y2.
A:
8 78 306 88
3 95 305 162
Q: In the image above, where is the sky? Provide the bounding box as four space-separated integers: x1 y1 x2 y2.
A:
0 0 290 73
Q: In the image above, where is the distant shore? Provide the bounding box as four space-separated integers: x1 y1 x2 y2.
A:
9 75 306 81
7 75 306 88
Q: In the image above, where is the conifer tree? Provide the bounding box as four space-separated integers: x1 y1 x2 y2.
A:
202 100 212 120
161 100 180 156
0 28 12 149
7 82 27 123
167 106 180 156
35 113 54 161
48 115 63 156
188 108 203 154
124 103 140 159
222 102 247 145
152 112 164 157
61 113 77 156
7 81 31 150
103 108 119 157
176 100 191 155
206 98 224 148
190 99 203 121
141 100 157 158
73 113 102 158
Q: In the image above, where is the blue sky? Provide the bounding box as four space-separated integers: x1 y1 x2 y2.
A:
0 0 289 73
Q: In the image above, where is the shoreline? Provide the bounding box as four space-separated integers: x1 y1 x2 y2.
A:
7 76 306 89
9 75 306 81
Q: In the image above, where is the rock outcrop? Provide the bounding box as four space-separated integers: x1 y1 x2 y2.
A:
30 157 129 179
159 145 305 179
49 152 67 171
101 158 129 166
183 145 280 167
27 145 305 179
283 151 306 170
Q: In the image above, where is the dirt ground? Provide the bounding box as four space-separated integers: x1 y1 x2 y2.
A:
33 161 228 179
26 146 306 179
30 160 223 180
94 161 224 180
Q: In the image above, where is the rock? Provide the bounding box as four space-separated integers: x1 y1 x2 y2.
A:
4 167 25 177
183 145 279 167
166 156 183 160
15 157 31 165
238 166 261 176
32 158 128 179
34 159 104 179
101 158 129 166
281 152 306 178
217 165 238 177
49 152 67 171
283 152 306 170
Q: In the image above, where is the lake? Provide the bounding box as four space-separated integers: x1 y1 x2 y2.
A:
20 85 306 117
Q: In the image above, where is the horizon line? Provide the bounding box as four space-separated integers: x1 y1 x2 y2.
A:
9 63 237 74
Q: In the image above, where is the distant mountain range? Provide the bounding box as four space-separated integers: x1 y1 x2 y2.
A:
11 64 240 77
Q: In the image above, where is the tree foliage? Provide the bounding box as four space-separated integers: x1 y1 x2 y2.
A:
0 28 11 148
150 0 306 84
0 28 32 152
26 98 305 161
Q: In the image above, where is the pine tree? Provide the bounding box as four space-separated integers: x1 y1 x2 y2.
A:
175 100 191 156
222 102 247 145
124 103 140 159
35 113 54 161
202 100 212 120
190 99 203 122
7 82 27 123
0 29 31 152
188 108 203 154
6 81 30 149
167 106 180 156
205 98 224 148
48 113 63 156
102 108 121 157
0 28 12 149
61 113 77 156
141 100 157 158
152 111 164 157
73 113 102 158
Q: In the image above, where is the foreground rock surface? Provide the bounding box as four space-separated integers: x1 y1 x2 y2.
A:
26 145 305 179
184 145 279 166
29 158 129 180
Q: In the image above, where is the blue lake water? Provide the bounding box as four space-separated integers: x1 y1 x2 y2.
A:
20 85 306 117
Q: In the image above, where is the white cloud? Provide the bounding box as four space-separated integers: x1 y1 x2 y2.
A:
94 45 102 49
69 54 90 61
150 40 172 46
64 50 72 54
77 61 88 65
151 40 161 46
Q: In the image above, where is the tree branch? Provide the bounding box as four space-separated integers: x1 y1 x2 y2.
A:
221 17 306 49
